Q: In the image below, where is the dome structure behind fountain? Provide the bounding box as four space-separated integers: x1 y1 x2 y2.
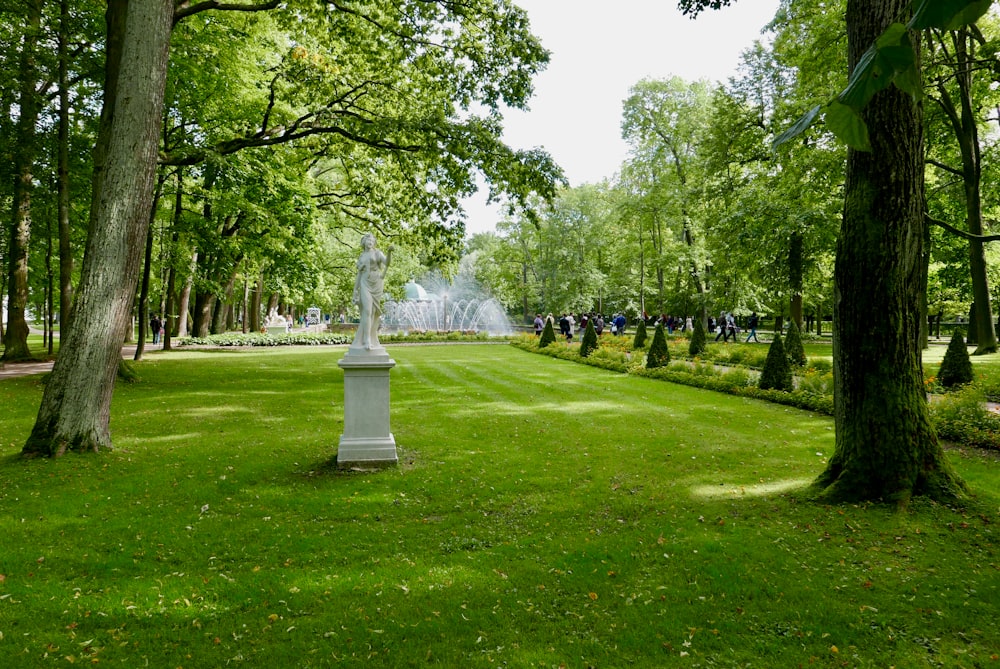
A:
383 275 512 335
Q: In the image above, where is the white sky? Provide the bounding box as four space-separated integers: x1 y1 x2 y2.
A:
463 0 781 235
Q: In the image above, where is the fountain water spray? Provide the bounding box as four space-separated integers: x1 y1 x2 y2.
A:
382 272 511 335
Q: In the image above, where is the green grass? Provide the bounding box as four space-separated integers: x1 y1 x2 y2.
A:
1 344 998 667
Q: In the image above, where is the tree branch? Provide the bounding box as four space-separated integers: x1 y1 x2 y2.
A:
927 213 1000 242
926 158 963 177
160 119 423 166
173 0 281 25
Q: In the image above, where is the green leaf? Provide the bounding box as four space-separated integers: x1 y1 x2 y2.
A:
771 104 822 151
838 28 917 111
893 61 922 99
909 0 992 30
875 22 910 50
838 45 888 110
824 101 871 151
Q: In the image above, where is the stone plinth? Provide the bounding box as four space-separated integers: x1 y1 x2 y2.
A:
337 345 397 468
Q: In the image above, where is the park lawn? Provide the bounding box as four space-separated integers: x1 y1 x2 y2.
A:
0 344 997 668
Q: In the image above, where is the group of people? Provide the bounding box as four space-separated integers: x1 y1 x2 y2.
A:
533 308 763 345
710 311 760 343
533 312 629 341
649 313 694 334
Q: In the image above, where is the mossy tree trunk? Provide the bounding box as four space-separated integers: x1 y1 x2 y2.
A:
3 0 42 362
22 0 174 456
814 0 965 504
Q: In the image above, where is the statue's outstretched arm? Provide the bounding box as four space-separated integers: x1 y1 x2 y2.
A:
382 245 395 279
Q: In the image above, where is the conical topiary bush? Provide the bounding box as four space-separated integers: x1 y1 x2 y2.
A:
759 331 793 392
939 328 974 388
633 319 648 349
539 317 556 348
580 317 599 358
784 319 807 367
689 317 707 356
645 323 670 369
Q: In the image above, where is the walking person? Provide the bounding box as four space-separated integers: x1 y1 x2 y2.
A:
533 313 544 336
613 313 626 336
745 311 760 343
715 312 730 342
150 314 162 345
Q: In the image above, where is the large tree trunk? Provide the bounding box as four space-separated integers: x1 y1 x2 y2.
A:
814 0 965 503
176 250 196 337
134 219 155 361
249 273 263 332
928 28 998 354
955 30 997 354
23 0 174 457
3 0 43 362
134 175 165 361
211 266 240 334
193 289 215 337
57 0 75 340
162 168 184 351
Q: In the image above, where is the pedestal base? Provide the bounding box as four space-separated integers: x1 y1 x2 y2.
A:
337 347 397 468
336 435 398 468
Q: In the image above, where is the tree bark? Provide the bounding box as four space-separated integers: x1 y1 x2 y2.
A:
134 174 165 361
250 273 263 332
193 289 215 337
929 28 997 353
211 265 240 334
3 0 43 362
814 0 965 504
134 220 155 361
955 30 997 354
176 250 197 337
57 0 75 340
23 0 175 457
162 168 184 350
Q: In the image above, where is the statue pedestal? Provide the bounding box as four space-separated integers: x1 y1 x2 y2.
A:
337 345 397 468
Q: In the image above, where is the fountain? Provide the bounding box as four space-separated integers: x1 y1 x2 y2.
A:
382 274 512 335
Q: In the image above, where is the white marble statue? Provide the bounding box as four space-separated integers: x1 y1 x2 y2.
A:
352 233 393 350
265 308 289 332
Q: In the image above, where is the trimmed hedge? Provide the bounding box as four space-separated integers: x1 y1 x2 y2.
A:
785 320 807 367
689 317 707 356
539 318 557 348
646 323 670 368
580 317 599 358
939 328 974 388
759 332 793 392
632 320 648 349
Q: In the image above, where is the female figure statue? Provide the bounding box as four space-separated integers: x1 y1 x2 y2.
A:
352 233 393 350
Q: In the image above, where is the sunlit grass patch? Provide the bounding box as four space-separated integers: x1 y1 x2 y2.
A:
0 344 998 666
